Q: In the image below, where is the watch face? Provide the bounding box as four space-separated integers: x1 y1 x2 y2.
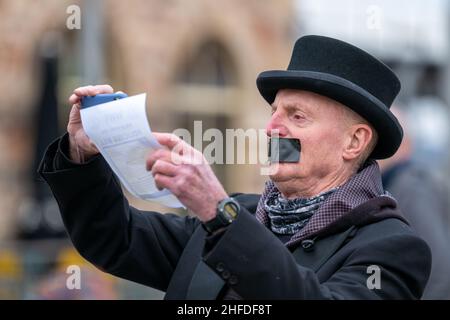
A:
223 202 239 220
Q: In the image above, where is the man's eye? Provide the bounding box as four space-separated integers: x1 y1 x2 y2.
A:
293 114 304 120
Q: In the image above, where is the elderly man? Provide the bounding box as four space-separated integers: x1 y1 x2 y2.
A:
39 35 431 299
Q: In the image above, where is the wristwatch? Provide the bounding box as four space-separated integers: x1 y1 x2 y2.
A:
203 197 240 234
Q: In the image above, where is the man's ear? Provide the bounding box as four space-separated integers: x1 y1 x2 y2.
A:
342 124 373 161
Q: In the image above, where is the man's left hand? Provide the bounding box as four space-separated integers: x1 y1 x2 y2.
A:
146 133 228 222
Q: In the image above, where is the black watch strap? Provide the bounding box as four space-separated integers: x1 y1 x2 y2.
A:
203 197 240 234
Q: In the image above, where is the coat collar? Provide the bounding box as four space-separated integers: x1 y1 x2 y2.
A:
255 160 404 247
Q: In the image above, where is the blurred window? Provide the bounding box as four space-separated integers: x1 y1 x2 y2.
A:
171 39 240 189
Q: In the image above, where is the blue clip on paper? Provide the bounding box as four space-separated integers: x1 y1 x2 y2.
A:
81 93 128 109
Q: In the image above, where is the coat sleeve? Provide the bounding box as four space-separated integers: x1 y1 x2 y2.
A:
203 206 432 300
38 135 199 292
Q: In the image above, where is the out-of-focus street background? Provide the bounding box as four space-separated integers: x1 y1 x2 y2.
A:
0 0 449 299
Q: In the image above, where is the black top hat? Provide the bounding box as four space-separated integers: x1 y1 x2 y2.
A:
256 35 403 159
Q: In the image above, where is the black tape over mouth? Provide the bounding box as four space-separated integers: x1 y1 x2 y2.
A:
268 137 301 163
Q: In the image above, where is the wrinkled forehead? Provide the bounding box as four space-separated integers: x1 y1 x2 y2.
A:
272 89 348 118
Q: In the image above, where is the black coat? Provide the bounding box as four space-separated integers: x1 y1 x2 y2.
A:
39 136 431 299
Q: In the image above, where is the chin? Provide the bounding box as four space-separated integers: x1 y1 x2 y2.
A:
268 163 300 182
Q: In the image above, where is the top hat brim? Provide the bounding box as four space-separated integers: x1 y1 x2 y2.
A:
257 70 403 159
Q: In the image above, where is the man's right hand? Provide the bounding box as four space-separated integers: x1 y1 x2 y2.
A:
67 84 114 163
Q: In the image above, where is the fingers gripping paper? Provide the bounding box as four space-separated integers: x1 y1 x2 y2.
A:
80 93 184 208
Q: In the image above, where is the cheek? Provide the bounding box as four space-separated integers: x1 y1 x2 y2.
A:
300 134 326 157
301 131 344 163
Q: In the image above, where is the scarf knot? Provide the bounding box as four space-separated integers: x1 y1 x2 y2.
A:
255 160 388 246
265 188 336 235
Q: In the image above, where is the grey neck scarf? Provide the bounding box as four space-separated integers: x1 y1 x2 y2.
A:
265 188 337 235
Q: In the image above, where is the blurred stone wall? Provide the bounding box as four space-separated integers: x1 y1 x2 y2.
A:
0 0 77 239
0 0 294 239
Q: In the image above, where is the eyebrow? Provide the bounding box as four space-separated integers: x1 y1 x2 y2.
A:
272 101 312 115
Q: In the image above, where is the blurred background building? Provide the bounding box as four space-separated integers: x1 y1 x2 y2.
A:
0 0 449 299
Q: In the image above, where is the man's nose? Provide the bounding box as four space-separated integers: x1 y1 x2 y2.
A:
266 112 288 137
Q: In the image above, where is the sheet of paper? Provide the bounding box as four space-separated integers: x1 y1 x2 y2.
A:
80 93 184 208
